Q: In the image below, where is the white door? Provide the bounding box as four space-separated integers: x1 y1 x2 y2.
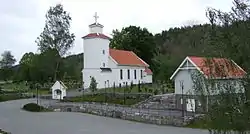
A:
186 99 195 112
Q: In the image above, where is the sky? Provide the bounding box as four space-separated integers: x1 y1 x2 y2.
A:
0 0 233 63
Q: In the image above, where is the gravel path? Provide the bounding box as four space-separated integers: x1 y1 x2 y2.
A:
0 99 208 134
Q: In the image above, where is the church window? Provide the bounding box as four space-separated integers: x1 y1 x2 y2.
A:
120 69 123 80
102 50 105 54
134 70 137 79
103 63 105 67
127 69 130 79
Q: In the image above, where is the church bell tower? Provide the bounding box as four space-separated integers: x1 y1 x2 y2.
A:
82 12 110 69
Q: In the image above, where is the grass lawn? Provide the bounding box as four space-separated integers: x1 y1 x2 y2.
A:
63 93 148 106
0 82 51 95
27 89 51 95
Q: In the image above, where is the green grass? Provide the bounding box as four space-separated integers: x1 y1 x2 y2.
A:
0 82 50 95
63 93 147 106
185 116 209 129
27 89 50 95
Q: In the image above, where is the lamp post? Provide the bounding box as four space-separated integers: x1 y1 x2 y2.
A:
82 82 84 104
104 81 107 103
36 83 39 105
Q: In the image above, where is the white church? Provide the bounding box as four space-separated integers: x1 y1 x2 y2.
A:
82 13 153 89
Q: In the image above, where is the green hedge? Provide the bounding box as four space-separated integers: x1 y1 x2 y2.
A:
0 94 30 102
22 103 49 112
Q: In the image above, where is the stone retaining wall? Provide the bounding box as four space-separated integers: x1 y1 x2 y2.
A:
45 103 193 127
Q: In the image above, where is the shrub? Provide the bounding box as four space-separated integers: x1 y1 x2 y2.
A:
89 76 97 92
23 103 47 112
0 129 10 134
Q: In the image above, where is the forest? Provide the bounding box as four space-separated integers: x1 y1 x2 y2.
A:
0 0 249 87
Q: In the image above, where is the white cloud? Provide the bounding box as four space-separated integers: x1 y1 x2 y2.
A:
0 0 233 63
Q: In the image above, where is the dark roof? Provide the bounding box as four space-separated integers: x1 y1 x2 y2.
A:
89 23 104 28
82 33 110 40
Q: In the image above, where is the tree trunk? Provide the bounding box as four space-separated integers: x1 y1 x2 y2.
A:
54 59 60 81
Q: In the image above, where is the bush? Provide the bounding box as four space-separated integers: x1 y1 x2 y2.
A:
89 76 97 92
22 103 48 112
0 129 10 134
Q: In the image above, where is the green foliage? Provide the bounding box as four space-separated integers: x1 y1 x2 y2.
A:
61 53 83 81
0 51 16 68
35 4 75 81
0 129 10 134
0 51 16 81
22 103 49 112
36 4 75 56
110 26 156 66
189 1 250 132
89 76 97 92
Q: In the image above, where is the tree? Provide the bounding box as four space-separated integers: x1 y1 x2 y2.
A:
35 4 75 81
0 51 16 81
19 52 35 65
192 0 250 133
0 51 16 68
14 52 36 82
110 26 156 66
89 76 97 92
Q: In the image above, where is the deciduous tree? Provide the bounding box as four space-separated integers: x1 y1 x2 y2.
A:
35 4 75 81
110 26 156 66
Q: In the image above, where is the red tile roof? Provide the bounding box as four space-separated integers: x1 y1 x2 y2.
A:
144 68 153 75
188 56 246 78
82 33 110 40
109 49 148 67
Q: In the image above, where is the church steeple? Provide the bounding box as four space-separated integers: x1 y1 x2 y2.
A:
89 12 104 33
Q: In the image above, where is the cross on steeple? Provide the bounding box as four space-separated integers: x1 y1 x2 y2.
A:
94 12 99 24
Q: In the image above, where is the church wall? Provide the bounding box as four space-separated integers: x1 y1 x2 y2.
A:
83 64 152 89
83 69 104 89
113 65 146 87
144 74 153 83
83 38 110 69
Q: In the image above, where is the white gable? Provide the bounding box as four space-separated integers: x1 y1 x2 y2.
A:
51 81 67 90
170 56 203 80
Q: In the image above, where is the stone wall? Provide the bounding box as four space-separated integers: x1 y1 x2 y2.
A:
45 102 194 127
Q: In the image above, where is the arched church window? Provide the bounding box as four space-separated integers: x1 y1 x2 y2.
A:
103 63 105 67
102 50 105 54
